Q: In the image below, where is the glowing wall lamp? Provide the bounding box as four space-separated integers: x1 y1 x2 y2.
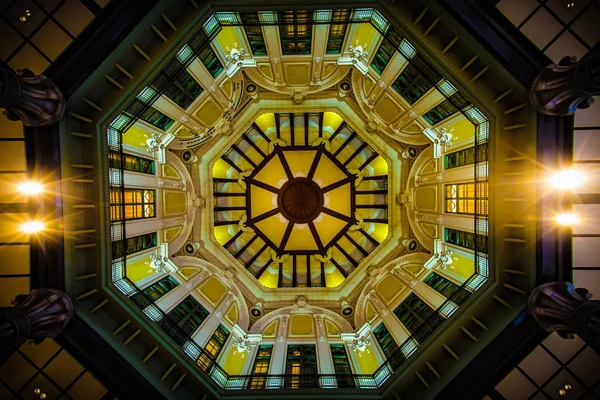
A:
550 169 585 190
21 221 44 233
556 213 578 226
18 181 43 195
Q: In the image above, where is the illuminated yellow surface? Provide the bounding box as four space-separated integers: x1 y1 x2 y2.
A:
214 225 235 245
255 113 275 133
283 150 316 176
350 23 379 53
255 214 286 247
369 155 388 176
213 158 234 179
250 185 277 219
290 314 314 336
369 223 389 243
262 320 278 338
323 111 343 132
451 252 476 280
221 346 246 375
197 276 227 306
123 125 151 150
313 156 347 187
286 226 318 251
355 344 381 374
254 156 287 188
314 213 347 247
444 116 475 144
325 183 351 216
126 254 155 284
258 268 278 288
326 267 345 288
216 27 242 53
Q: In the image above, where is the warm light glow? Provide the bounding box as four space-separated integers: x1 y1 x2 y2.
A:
21 221 44 233
550 169 585 190
556 213 578 226
18 181 44 195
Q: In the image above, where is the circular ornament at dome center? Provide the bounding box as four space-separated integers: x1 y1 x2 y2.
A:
278 178 324 223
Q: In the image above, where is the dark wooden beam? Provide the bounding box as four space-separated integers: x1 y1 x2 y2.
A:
221 155 242 172
343 142 368 167
234 234 259 258
252 122 270 142
249 179 280 194
320 262 326 287
322 208 351 222
223 230 244 249
318 112 324 138
334 243 357 267
329 121 347 142
333 131 357 157
214 192 245 197
356 190 388 195
344 233 369 257
242 133 267 158
275 113 281 139
232 144 257 168
359 152 379 170
214 206 246 211
307 148 322 180
246 243 268 268
359 228 379 246
306 255 311 287
356 204 388 209
290 113 295 145
308 221 324 253
304 113 309 145
292 255 297 287
250 208 280 224
330 257 350 277
255 259 273 279
277 150 293 180
322 177 352 193
214 220 237 226
280 222 295 250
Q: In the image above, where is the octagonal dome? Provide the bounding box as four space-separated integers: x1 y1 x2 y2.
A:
212 111 389 288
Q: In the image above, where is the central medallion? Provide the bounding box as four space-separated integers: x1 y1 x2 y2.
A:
278 178 324 223
212 111 390 288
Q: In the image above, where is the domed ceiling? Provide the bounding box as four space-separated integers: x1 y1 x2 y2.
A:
212 111 389 288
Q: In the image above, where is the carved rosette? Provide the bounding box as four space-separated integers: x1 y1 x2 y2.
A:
0 64 65 127
530 53 600 116
529 281 600 352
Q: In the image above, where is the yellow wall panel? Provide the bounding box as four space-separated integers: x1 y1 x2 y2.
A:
289 314 314 336
197 276 227 307
0 245 30 275
163 190 187 216
0 142 25 171
195 99 222 127
163 226 182 243
0 277 30 307
355 344 380 374
123 125 152 150
376 275 405 305
262 319 278 338
125 255 155 284
221 345 246 375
